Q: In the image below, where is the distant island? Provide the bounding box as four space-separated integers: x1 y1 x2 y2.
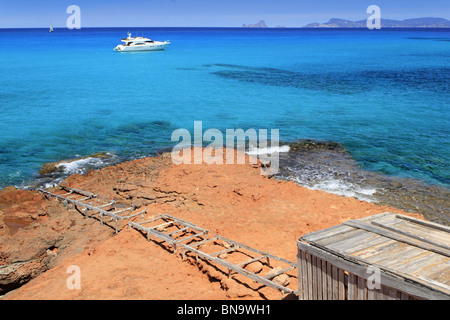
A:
242 20 268 28
242 17 450 28
242 20 286 28
303 17 450 28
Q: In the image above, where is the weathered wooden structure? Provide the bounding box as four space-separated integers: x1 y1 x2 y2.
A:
297 212 450 300
38 186 298 296
129 214 210 253
129 213 299 297
38 185 147 233
39 185 449 300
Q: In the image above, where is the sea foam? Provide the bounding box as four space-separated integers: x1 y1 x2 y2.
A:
246 145 290 156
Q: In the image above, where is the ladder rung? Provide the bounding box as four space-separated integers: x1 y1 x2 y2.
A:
263 266 294 279
210 246 239 257
236 255 266 267
166 226 188 236
188 237 218 248
96 202 115 208
112 207 133 215
148 221 174 230
75 196 94 202
175 232 205 244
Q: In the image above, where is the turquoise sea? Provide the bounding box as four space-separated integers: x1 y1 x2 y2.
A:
0 27 448 221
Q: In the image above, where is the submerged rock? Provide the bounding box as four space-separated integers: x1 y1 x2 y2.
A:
287 139 346 152
39 152 113 175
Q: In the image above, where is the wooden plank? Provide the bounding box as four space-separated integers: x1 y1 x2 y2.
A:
122 208 147 220
189 236 218 248
349 238 398 259
111 206 134 216
146 227 176 244
416 275 450 293
383 286 396 300
332 265 338 300
317 228 366 248
345 233 393 255
300 250 308 300
400 292 411 300
338 268 345 300
137 215 165 225
68 195 92 202
370 212 398 224
326 259 332 300
174 232 206 245
394 222 450 245
356 212 393 223
264 266 294 280
166 226 188 236
420 259 450 281
317 258 323 300
376 285 388 300
210 246 239 257
147 221 174 230
297 250 303 300
344 220 450 257
362 242 415 265
301 224 355 243
60 185 95 197
128 221 147 234
357 276 366 300
322 231 378 254
161 214 209 234
237 255 265 267
395 214 450 233
348 272 356 300
372 221 450 251
312 255 317 300
391 251 439 273
307 253 313 299
321 259 327 300
367 287 378 300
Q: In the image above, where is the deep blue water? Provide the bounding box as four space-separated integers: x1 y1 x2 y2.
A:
0 27 449 191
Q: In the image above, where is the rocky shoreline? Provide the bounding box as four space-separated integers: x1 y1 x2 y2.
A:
0 148 424 299
276 140 450 226
14 139 449 227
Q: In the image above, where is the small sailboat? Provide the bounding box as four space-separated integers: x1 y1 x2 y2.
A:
49 22 54 32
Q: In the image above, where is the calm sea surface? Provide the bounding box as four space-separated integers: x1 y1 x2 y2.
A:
0 27 448 221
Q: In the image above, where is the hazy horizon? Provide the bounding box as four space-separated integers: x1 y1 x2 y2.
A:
1 0 449 28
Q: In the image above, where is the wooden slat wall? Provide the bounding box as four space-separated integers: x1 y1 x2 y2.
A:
298 250 346 300
298 249 423 300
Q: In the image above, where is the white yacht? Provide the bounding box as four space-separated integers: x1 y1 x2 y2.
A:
114 32 170 52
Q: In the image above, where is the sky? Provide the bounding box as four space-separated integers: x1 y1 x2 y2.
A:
0 0 449 28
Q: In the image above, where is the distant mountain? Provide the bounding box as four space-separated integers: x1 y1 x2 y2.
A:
242 20 268 28
303 17 450 28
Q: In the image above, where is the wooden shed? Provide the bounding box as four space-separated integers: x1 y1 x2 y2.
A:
297 212 450 300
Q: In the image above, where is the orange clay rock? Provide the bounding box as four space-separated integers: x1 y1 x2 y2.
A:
2 148 423 300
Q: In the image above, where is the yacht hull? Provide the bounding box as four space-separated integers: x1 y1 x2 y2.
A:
114 42 170 52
